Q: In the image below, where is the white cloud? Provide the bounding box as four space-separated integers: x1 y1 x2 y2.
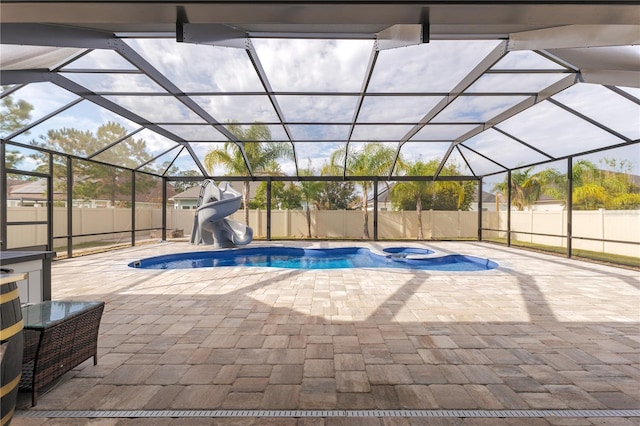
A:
9 82 78 126
253 39 373 92
295 142 345 171
460 128 548 170
105 95 205 123
288 125 350 141
492 51 564 70
411 124 479 141
466 73 568 93
192 95 280 123
368 40 501 92
136 128 179 154
12 100 138 147
553 83 640 140
126 39 265 92
159 125 227 142
64 73 165 93
64 48 136 70
351 125 414 141
276 95 357 123
434 96 529 123
498 101 623 158
357 96 443 123
398 142 451 163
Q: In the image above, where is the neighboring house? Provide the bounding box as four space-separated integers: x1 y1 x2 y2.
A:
364 182 394 211
170 182 256 209
6 180 58 207
529 195 565 212
472 190 498 212
170 186 201 209
7 179 175 208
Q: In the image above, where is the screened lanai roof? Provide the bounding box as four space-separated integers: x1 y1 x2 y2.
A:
1 1 639 179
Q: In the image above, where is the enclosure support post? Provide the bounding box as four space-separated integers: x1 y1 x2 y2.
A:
47 152 53 252
266 178 271 241
567 157 573 258
161 177 167 241
507 170 512 247
0 142 6 251
373 178 378 241
131 170 136 247
66 156 72 258
477 177 483 241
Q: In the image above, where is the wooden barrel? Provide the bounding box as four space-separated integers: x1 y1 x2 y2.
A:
1 277 24 426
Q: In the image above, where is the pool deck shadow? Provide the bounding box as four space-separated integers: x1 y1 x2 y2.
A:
12 241 640 425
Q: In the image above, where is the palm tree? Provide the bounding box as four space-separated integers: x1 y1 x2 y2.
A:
298 162 324 238
492 167 546 211
392 161 432 240
392 160 468 240
203 123 292 224
329 143 398 239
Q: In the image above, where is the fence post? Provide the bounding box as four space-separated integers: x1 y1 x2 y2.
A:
78 208 84 245
477 177 483 242
530 209 534 244
507 170 512 247
373 178 378 241
600 208 605 253
286 209 290 238
47 152 53 251
343 210 347 238
402 211 406 239
567 157 573 258
256 208 261 238
313 209 317 239
266 178 271 241
161 178 167 241
131 170 136 247
67 156 73 258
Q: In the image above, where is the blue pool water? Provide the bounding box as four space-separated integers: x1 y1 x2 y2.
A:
130 247 498 271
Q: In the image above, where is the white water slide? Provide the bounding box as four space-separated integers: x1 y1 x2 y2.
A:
190 180 253 248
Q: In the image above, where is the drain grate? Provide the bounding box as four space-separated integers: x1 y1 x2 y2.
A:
16 409 640 419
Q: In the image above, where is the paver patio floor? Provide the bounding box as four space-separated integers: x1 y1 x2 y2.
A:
12 241 640 425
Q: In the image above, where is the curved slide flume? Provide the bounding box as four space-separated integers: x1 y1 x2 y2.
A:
190 180 253 248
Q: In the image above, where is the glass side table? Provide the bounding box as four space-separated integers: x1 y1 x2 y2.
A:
20 300 105 406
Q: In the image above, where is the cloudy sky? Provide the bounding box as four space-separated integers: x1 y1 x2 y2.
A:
3 37 639 178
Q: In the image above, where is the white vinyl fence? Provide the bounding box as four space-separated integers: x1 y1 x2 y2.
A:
5 207 639 258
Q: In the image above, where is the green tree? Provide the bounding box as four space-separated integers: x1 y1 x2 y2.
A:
203 123 293 225
32 122 153 204
316 180 357 210
1 89 33 135
1 89 33 171
297 162 326 238
492 166 548 211
518 158 640 211
250 181 302 210
392 160 475 239
165 168 202 193
572 158 640 210
329 143 398 238
5 151 25 171
279 182 302 210
392 161 432 240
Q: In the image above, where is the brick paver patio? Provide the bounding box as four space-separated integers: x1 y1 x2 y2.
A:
12 241 640 425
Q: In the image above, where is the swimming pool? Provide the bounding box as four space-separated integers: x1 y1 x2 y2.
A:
129 247 498 271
